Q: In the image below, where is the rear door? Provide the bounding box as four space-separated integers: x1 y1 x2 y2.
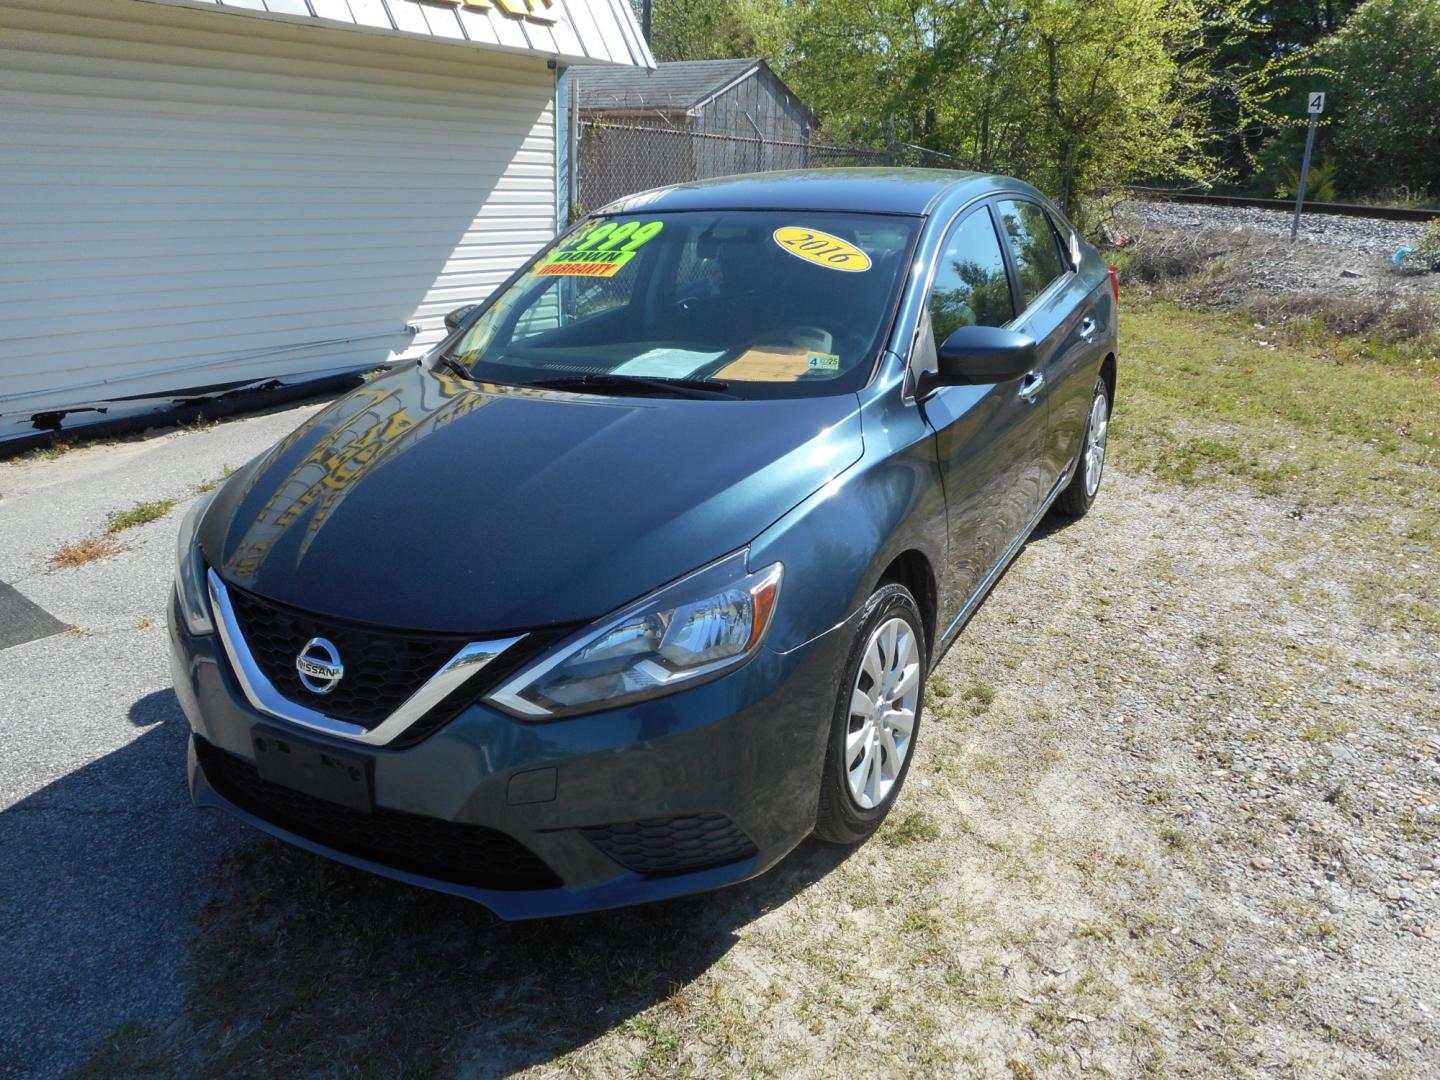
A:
993 199 1098 494
918 203 1047 605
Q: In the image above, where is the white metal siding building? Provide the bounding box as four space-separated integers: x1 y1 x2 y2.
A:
0 0 651 442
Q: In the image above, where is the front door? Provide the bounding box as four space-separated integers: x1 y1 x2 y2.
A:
918 204 1048 608
993 198 1097 493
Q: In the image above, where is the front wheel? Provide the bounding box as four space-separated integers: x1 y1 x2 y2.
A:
813 583 927 844
1055 376 1110 518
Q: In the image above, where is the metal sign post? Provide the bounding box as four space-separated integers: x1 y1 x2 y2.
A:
1291 91 1326 241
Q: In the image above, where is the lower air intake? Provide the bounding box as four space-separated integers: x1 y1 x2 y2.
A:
581 812 757 876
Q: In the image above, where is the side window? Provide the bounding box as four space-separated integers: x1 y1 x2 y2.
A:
928 208 1014 347
996 200 1068 310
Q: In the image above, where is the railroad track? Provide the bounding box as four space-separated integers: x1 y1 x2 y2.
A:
1129 189 1436 224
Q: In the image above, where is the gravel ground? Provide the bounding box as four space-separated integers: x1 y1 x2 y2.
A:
1120 200 1430 257
963 474 1440 1072
1116 201 1440 304
2 383 1437 1075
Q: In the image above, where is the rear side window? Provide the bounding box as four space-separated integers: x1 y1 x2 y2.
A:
928 209 1014 345
996 200 1068 310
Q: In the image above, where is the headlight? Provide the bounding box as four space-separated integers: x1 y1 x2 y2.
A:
488 550 782 719
173 491 216 636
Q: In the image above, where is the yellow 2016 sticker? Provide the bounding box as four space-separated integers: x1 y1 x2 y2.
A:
537 219 664 278
773 227 871 272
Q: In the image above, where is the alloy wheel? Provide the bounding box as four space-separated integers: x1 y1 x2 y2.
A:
845 616 920 809
1084 391 1109 497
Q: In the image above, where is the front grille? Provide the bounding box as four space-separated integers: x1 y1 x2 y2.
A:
581 813 757 876
197 739 561 890
227 586 470 728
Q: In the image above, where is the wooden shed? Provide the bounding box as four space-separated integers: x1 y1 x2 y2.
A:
575 58 818 176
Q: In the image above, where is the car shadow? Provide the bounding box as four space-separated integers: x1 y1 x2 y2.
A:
1029 507 1077 544
0 689 855 1077
0 689 237 1077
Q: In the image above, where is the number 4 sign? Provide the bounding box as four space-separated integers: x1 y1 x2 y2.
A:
1292 92 1327 239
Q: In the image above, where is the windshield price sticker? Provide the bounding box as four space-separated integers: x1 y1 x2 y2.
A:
773 227 872 272
538 220 664 278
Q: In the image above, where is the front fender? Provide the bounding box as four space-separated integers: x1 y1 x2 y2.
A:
751 376 947 654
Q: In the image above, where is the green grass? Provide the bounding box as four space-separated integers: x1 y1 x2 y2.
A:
961 682 997 716
882 809 941 845
105 498 175 534
1118 298 1440 638
1116 300 1440 608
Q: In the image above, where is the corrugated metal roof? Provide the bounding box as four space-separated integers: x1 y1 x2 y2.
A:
574 57 763 112
139 0 655 67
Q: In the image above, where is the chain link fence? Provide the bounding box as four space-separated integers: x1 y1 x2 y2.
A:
573 120 967 218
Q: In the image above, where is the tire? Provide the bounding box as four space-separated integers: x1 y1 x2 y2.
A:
813 582 927 844
1054 375 1110 518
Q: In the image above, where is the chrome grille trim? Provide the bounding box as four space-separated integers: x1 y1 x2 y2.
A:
207 569 524 747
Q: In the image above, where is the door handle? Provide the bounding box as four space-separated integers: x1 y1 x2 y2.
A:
1079 317 1097 341
1018 370 1045 402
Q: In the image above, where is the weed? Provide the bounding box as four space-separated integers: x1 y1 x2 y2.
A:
928 674 955 699
901 907 942 934
105 499 174 534
195 465 238 494
883 810 940 845
1247 292 1440 346
1300 716 1353 744
962 683 997 715
1160 826 1191 853
29 439 74 462
621 1014 681 1068
51 536 121 568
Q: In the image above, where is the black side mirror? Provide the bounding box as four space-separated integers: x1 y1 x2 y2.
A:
444 304 480 332
925 325 1039 391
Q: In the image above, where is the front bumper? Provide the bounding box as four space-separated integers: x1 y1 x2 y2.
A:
170 594 854 919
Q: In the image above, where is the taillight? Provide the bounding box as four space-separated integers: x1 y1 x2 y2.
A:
1108 265 1120 305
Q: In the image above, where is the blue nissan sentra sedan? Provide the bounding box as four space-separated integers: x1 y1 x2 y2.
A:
169 169 1118 918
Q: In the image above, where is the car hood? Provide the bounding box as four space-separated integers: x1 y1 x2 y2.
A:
201 364 863 632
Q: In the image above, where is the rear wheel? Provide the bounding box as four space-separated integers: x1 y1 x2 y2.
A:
814 583 926 844
1055 376 1110 518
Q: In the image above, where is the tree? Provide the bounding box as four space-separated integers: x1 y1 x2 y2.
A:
1198 0 1362 180
1305 0 1440 198
638 0 766 62
766 0 1299 215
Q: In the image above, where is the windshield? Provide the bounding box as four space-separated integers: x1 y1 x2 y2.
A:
446 210 920 400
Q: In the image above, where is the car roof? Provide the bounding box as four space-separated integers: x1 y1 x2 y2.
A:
603 168 1033 218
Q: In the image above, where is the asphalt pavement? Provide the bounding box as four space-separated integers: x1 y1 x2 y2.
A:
0 402 327 1078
